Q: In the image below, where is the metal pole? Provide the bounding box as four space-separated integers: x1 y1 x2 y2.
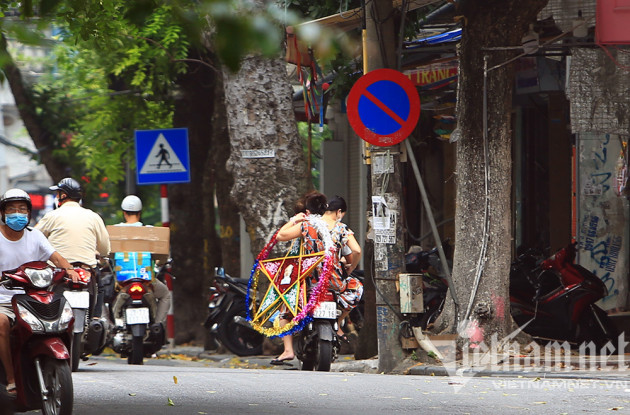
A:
160 184 173 346
160 184 170 227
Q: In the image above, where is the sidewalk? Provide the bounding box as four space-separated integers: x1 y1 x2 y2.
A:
156 346 630 381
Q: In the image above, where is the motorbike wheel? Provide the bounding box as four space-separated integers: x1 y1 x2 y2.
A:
70 332 83 372
301 359 315 371
41 357 73 415
314 339 333 372
217 301 264 356
579 305 619 352
128 335 144 365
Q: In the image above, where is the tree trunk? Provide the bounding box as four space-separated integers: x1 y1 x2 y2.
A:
223 54 309 255
435 1 549 346
171 49 229 344
0 33 68 181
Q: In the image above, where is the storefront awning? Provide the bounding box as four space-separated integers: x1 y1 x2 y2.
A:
298 0 441 33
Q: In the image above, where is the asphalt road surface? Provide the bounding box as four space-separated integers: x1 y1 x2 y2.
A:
65 356 630 415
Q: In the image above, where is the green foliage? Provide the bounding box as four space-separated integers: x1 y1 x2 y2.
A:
297 121 332 189
0 0 354 202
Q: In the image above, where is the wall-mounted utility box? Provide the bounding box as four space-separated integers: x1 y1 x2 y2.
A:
597 0 630 44
399 273 424 314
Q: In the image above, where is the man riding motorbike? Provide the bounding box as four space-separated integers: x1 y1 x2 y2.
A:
0 189 78 397
114 195 171 326
35 178 110 318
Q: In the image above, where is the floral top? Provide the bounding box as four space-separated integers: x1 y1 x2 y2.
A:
299 219 353 292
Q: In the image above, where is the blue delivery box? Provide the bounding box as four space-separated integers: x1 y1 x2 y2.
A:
114 252 153 282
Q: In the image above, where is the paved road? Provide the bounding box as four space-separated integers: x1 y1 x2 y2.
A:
67 355 630 415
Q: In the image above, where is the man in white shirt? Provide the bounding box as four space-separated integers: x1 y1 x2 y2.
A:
0 189 78 396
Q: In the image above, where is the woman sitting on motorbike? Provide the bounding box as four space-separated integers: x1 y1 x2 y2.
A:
271 193 360 364
321 196 362 343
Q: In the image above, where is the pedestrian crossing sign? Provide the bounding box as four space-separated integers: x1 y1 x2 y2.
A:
135 128 190 185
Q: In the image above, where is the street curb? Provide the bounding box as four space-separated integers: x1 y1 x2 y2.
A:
407 364 630 381
156 348 630 381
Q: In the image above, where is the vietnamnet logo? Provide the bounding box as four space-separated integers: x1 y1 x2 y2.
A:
424 320 630 393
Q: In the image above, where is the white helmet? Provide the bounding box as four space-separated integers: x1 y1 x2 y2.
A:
121 195 142 212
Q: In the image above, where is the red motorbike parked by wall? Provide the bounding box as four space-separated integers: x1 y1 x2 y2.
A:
0 261 74 415
510 242 619 350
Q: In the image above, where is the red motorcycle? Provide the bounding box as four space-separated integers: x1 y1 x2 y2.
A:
0 261 74 415
510 242 619 350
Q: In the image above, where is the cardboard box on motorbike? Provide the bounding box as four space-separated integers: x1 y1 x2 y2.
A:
106 225 170 282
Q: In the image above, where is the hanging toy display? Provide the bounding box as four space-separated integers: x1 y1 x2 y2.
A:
246 216 337 338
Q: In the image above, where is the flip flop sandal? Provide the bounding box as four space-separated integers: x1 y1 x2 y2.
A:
6 382 16 397
270 356 294 365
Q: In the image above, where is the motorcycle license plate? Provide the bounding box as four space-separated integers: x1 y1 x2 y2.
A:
125 307 150 325
312 301 337 319
63 291 90 309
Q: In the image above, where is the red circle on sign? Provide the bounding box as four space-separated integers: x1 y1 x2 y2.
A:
347 69 420 147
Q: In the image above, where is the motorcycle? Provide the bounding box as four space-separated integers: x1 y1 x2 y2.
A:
404 244 451 329
295 288 340 372
509 242 619 349
0 261 74 415
62 262 109 372
109 256 167 365
203 267 264 356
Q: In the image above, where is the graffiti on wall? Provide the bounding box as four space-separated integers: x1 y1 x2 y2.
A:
577 133 630 311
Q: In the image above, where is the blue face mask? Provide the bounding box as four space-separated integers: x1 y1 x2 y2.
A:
5 213 29 231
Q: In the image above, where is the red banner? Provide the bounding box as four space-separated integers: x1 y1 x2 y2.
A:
404 58 458 87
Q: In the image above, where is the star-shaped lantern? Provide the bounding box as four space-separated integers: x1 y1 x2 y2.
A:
253 250 325 326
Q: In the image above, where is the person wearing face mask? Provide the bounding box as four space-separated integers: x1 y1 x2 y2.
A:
0 188 79 397
35 178 111 319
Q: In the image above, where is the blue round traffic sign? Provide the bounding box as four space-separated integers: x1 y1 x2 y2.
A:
347 69 420 147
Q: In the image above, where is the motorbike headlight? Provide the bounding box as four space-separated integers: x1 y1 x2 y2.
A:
58 301 74 331
24 267 54 288
16 304 44 332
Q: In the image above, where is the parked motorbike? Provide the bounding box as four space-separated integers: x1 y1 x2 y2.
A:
0 261 74 415
109 257 167 365
203 267 264 356
404 244 451 329
295 289 340 372
62 262 109 372
510 242 619 349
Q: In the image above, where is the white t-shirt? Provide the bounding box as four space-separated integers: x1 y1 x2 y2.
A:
116 222 151 227
0 228 56 304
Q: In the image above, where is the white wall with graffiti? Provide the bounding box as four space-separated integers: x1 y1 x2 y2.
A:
577 132 629 311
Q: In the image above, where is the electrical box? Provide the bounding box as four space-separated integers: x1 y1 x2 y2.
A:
399 273 424 314
597 0 630 44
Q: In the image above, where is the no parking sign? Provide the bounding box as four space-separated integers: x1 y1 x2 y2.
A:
347 69 420 147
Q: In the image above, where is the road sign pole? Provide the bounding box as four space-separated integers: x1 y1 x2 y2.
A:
160 184 170 227
160 183 174 346
364 0 404 373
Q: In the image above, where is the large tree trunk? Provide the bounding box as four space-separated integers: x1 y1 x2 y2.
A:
171 49 232 344
0 33 68 181
435 0 548 346
223 55 309 254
